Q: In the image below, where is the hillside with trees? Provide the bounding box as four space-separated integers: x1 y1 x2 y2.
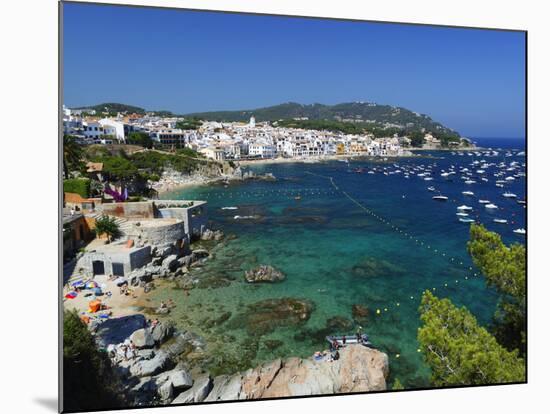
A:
185 101 461 138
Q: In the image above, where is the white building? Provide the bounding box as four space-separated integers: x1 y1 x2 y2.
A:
249 141 276 158
99 119 126 142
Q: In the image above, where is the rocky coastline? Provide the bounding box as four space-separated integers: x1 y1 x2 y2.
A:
95 311 389 407
71 227 390 407
153 162 276 195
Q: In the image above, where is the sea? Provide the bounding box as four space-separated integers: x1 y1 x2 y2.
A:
154 137 526 387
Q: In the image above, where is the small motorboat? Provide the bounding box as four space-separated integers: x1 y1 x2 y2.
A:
479 199 491 204
456 212 469 217
517 200 526 205
462 191 474 196
459 218 475 223
326 334 373 348
513 228 526 235
503 192 517 198
457 205 473 211
493 218 508 224
432 195 448 201
485 203 498 209
427 186 436 192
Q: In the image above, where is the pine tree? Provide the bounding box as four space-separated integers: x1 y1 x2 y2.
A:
418 290 525 387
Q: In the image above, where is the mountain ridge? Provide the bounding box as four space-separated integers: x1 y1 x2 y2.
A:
184 101 460 137
72 101 461 137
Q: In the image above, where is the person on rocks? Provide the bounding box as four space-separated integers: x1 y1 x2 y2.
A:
331 338 339 351
333 350 340 361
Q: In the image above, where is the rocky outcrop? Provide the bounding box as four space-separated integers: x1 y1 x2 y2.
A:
129 350 173 377
201 229 224 241
130 328 155 349
244 265 286 283
171 375 212 404
171 344 388 403
94 314 147 348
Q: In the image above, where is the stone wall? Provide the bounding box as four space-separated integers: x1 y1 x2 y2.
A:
102 201 155 219
158 202 208 238
126 220 187 247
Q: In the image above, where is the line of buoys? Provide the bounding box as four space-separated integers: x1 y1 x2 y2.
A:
302 172 491 316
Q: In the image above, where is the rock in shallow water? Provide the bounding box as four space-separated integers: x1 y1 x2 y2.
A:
244 265 286 283
228 297 314 336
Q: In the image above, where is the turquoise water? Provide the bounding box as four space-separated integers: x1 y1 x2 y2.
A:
154 143 526 387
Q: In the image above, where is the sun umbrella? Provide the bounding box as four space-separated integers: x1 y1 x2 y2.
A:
86 281 99 289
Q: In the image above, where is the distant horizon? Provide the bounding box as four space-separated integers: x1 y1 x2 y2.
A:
63 3 526 138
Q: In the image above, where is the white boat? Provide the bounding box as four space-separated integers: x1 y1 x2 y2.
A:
427 186 436 192
462 191 474 196
432 195 448 201
465 180 476 184
496 184 504 188
493 219 508 224
459 218 475 223
424 177 434 181
456 212 469 217
221 206 238 210
513 228 526 235
478 199 490 204
517 200 526 205
457 205 473 211
485 203 498 209
503 192 517 198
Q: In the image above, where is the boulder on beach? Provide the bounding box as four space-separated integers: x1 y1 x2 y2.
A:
95 315 147 348
244 265 286 283
171 375 212 404
130 328 155 349
151 321 174 344
130 351 173 378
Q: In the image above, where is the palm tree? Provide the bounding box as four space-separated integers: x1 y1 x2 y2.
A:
63 135 83 178
94 215 120 243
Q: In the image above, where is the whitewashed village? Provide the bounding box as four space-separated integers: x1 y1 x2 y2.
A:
63 104 460 161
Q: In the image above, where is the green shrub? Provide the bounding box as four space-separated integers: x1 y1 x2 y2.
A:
64 178 91 198
63 310 124 411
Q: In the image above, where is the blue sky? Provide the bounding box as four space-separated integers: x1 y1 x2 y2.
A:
63 2 526 138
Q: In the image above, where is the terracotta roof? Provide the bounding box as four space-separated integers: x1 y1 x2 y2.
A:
64 192 87 203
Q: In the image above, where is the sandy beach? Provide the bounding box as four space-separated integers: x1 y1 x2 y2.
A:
63 275 155 319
